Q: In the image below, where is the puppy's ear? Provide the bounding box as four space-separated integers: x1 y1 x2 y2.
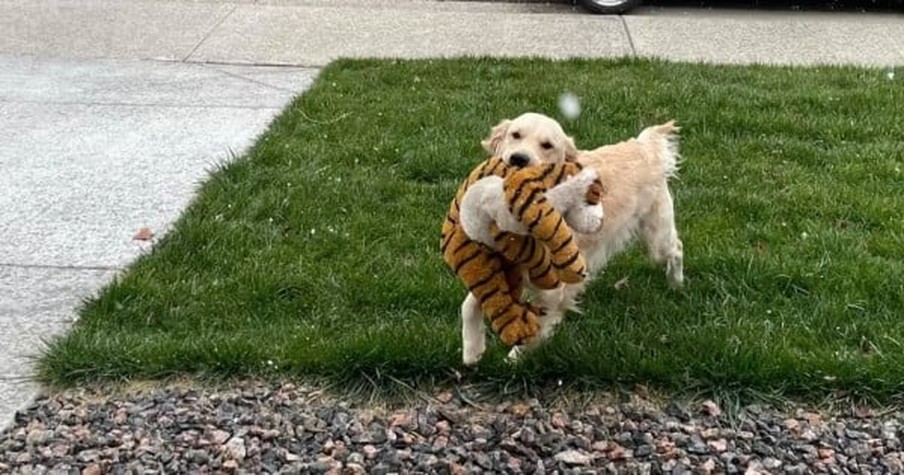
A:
564 135 578 162
481 119 511 156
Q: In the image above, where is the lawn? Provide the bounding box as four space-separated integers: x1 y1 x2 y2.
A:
40 58 904 400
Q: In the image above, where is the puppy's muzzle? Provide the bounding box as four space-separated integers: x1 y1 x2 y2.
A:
509 153 530 168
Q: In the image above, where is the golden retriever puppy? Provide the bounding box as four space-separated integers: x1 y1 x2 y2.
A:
481 112 579 168
461 112 684 364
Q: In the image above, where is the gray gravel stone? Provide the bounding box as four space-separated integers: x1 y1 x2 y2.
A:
2 382 904 473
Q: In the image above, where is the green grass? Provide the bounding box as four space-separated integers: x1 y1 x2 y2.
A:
40 58 904 401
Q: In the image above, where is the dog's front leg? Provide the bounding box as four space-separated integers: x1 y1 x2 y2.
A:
461 293 486 365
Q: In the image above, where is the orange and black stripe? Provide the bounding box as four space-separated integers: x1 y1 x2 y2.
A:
440 157 540 346
502 163 588 283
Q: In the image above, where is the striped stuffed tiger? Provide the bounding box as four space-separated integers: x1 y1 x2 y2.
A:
441 157 603 346
503 163 592 283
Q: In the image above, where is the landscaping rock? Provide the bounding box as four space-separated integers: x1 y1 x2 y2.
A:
1 381 903 473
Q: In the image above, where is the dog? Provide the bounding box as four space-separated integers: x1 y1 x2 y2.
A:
461 112 684 365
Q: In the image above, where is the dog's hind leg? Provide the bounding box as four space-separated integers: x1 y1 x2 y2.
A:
461 293 486 366
641 190 684 288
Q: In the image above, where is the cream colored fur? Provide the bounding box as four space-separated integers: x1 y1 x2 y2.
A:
462 113 684 365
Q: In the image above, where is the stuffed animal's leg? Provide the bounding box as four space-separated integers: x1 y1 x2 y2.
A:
491 226 559 290
505 170 588 284
461 293 486 365
450 242 540 347
460 178 560 290
506 282 585 362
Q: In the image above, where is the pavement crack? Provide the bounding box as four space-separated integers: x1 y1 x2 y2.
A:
0 262 122 272
2 98 282 110
183 3 239 62
185 59 326 69
0 375 33 383
620 15 637 57
202 64 300 94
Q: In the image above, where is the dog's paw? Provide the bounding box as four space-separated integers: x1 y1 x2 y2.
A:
667 269 685 290
462 345 485 366
462 336 487 366
505 345 526 364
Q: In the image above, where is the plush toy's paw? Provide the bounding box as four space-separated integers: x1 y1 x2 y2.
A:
567 203 604 234
529 270 561 290
555 254 588 284
584 177 604 205
557 269 586 284
569 175 604 233
498 312 541 347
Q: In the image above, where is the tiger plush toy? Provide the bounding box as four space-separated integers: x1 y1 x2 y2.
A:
441 157 604 346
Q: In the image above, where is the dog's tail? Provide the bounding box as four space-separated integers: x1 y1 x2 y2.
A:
638 120 681 179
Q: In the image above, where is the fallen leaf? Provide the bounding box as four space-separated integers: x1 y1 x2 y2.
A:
613 276 629 290
133 227 154 241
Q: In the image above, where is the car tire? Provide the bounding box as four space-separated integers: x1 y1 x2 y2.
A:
578 0 642 14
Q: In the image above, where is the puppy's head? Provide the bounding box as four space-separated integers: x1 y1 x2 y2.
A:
481 112 577 168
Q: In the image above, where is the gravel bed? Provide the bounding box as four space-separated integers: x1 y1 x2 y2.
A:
1 381 902 474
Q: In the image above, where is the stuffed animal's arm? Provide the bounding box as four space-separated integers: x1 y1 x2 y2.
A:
460 168 604 246
460 176 525 247
547 167 604 234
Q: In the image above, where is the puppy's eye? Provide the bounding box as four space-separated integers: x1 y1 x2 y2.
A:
541 142 554 150
511 132 521 139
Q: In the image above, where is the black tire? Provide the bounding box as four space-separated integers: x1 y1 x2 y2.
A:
578 0 642 14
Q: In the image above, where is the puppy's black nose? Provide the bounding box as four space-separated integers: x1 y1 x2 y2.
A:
510 153 530 168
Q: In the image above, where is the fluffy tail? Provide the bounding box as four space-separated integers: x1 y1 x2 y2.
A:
638 120 681 179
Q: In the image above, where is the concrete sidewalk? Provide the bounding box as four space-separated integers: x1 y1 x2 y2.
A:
0 57 316 428
1 0 902 430
2 0 903 66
